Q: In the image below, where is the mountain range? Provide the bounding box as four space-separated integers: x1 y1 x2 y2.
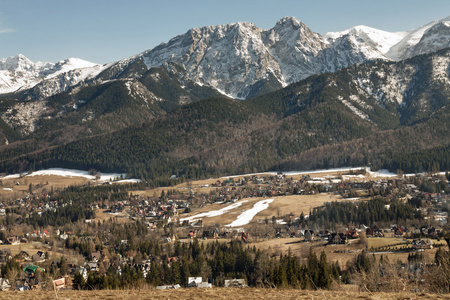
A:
2 16 449 101
0 16 449 179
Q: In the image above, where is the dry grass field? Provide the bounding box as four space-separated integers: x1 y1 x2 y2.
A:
0 174 90 200
221 236 442 269
256 194 342 218
178 193 362 227
192 236 434 271
0 241 65 259
0 288 447 300
92 209 131 224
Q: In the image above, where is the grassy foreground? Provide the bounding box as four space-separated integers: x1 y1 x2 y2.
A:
0 288 449 300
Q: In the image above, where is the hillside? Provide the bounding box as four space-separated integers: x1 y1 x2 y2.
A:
0 16 449 143
0 48 449 179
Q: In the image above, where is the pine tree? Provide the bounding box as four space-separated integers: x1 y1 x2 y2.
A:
318 251 331 288
171 261 181 285
73 272 86 290
356 250 371 273
307 248 319 288
147 260 161 286
180 258 190 287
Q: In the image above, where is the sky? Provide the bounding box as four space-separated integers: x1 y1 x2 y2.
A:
0 0 449 65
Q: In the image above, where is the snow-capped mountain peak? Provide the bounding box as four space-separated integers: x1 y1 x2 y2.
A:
0 54 42 71
55 57 98 70
0 54 102 96
324 26 407 55
95 15 450 100
45 58 100 80
325 15 450 61
386 15 450 60
275 16 305 29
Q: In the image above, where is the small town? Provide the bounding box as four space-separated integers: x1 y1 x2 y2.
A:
0 168 448 293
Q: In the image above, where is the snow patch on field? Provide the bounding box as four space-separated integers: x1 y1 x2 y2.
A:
225 199 274 227
26 168 124 181
0 168 127 182
222 167 400 180
180 201 248 223
114 179 142 184
0 174 21 180
223 167 367 178
367 169 397 177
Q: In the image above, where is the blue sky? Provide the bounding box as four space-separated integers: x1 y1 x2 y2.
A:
1 0 449 64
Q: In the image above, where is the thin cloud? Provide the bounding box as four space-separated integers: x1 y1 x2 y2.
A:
0 28 14 34
0 14 14 34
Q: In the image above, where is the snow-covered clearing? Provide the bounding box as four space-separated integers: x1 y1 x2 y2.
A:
366 169 397 177
180 201 248 223
114 179 142 184
0 174 21 180
0 168 127 182
222 167 399 179
223 167 366 179
225 198 274 227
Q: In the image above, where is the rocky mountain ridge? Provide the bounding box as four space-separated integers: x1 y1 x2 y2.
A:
1 16 449 101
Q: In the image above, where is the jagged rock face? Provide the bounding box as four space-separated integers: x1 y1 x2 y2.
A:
263 17 329 84
138 17 383 99
141 21 281 99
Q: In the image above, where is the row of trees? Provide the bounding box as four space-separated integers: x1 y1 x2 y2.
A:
307 197 422 228
72 239 340 290
25 184 130 227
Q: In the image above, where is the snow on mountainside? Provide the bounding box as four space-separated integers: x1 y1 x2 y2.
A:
0 54 103 96
25 62 108 100
405 21 450 59
386 16 450 60
263 17 328 85
0 54 52 94
324 26 407 55
128 15 450 99
337 48 450 125
45 58 99 80
325 16 450 61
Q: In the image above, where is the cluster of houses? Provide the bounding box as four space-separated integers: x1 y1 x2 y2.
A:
0 172 447 291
